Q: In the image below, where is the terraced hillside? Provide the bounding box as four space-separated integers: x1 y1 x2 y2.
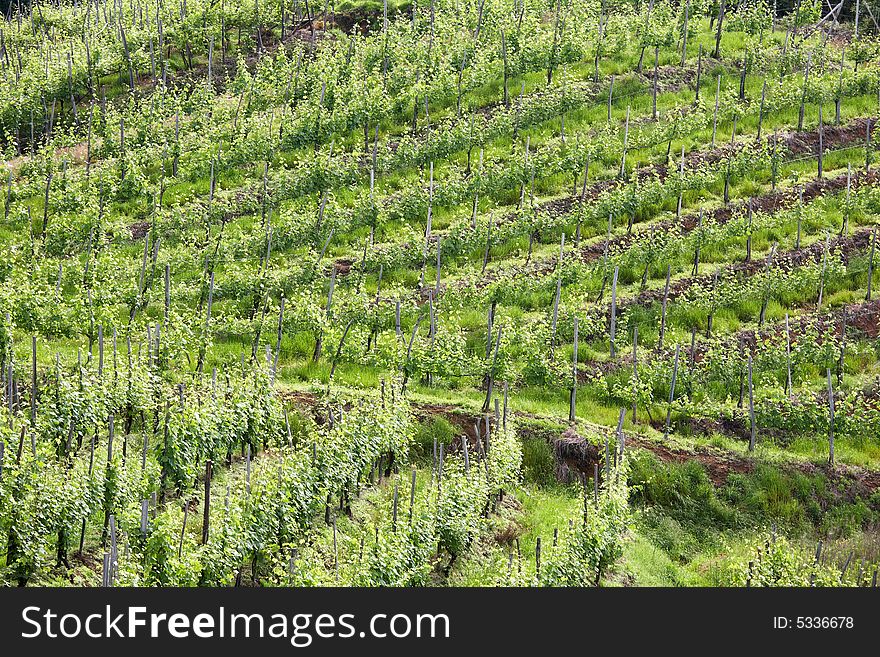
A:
2 0 880 587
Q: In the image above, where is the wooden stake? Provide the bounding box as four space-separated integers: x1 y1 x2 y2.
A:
392 484 399 532
664 345 680 439
632 328 639 422
680 0 690 67
609 266 619 357
652 46 658 121
408 467 417 524
798 54 811 132
535 536 541 581
757 78 767 140
140 499 149 537
658 265 671 349
747 354 756 451
784 314 793 397
178 503 188 559
818 235 829 308
202 460 212 544
607 75 614 123
711 74 721 147
246 444 251 495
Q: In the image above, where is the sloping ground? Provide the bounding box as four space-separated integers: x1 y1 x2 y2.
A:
431 116 877 299
281 388 880 495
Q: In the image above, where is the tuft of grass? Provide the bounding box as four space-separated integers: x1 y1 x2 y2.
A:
411 415 456 463
521 436 557 488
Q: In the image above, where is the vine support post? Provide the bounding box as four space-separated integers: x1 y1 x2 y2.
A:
757 78 767 140
503 380 509 431
818 235 829 308
676 145 685 219
484 325 502 412
435 237 442 298
392 484 399 532
747 354 756 452
619 106 630 179
140 499 149 538
549 232 564 346
246 444 251 496
664 345 680 440
607 75 614 123
856 0 861 38
658 265 671 350
98 325 104 378
713 0 725 59
798 54 811 132
500 28 509 108
680 0 690 67
202 460 212 545
408 467 416 525
609 266 619 358
178 503 188 560
632 327 638 423
785 314 793 398
30 335 36 426
102 414 114 549
79 434 95 554
535 536 541 582
164 263 170 324
711 74 720 147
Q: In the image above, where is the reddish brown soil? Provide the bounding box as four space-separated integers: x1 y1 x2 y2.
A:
128 220 151 240
334 259 354 275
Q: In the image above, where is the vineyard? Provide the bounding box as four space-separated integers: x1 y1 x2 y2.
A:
1 0 880 588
